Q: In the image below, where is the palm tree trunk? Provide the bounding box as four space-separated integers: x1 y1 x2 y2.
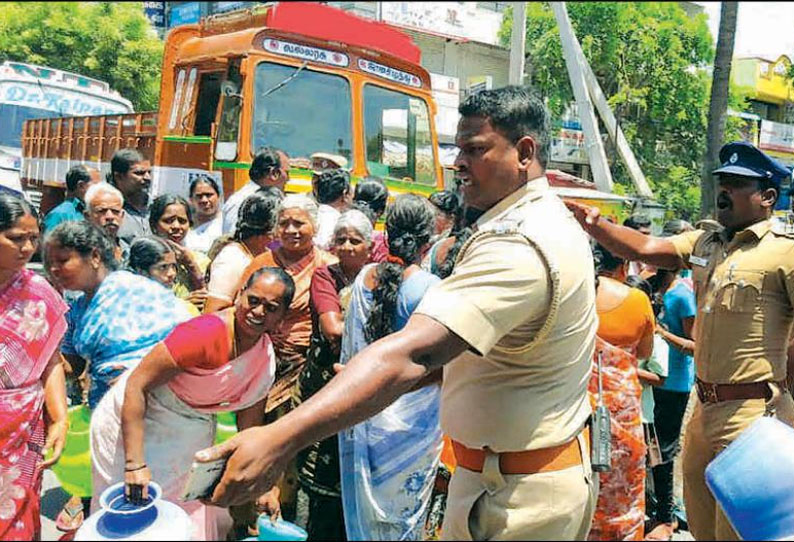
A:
701 2 739 218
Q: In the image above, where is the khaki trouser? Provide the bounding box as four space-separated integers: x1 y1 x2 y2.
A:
682 385 794 540
441 432 598 541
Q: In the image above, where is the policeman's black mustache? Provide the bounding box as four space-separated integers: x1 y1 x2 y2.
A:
717 192 733 210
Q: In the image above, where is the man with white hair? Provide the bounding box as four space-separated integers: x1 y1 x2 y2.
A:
84 182 128 261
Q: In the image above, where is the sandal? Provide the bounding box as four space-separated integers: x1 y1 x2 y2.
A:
55 496 85 532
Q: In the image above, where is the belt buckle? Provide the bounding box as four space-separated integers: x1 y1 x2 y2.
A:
698 381 719 403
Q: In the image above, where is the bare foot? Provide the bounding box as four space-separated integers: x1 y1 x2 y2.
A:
645 521 676 541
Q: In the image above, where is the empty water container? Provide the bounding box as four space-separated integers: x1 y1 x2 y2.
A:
76 481 193 541
242 513 308 541
705 416 794 540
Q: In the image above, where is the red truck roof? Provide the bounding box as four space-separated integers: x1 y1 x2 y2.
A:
264 2 421 64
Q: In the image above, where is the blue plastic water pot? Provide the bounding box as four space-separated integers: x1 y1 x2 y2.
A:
75 481 192 541
705 416 794 540
242 514 307 541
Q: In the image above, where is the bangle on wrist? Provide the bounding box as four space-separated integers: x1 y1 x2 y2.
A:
125 462 147 472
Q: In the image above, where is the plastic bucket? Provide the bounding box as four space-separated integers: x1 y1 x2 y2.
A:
705 416 794 540
51 404 93 497
255 514 307 541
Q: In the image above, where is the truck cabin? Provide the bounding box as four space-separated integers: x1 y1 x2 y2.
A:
157 2 444 201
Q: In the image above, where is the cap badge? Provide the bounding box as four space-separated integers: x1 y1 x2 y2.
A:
730 152 738 164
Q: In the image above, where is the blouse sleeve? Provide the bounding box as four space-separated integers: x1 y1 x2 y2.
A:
164 314 229 370
310 266 342 315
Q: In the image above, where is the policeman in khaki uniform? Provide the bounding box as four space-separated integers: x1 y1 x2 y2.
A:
195 86 601 540
568 141 794 541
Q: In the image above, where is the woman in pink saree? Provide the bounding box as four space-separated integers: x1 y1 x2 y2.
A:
0 193 69 540
89 267 295 540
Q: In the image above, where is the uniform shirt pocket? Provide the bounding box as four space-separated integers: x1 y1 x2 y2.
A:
717 270 765 312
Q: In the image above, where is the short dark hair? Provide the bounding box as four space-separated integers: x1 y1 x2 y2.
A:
44 220 118 271
108 148 145 184
353 176 388 217
127 236 173 276
0 193 37 232
459 86 551 168
149 194 193 232
624 214 652 230
65 165 92 192
315 169 350 204
244 266 296 309
249 147 282 182
189 174 220 198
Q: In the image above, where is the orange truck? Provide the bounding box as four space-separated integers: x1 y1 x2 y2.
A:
22 2 445 214
21 1 631 221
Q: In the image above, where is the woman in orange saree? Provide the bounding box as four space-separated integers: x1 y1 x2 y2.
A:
588 244 653 541
237 194 336 522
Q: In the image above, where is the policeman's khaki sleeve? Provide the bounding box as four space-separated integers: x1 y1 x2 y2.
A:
415 233 550 356
667 229 705 269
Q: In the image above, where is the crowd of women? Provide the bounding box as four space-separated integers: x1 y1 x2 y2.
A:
0 144 696 541
0 144 471 541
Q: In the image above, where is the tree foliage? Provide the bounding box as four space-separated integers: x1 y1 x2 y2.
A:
0 2 163 111
500 2 748 221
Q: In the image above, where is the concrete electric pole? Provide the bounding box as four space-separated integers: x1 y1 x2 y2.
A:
551 2 614 192
508 2 527 85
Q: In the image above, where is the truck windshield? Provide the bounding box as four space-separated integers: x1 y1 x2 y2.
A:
363 84 435 185
0 104 63 148
253 62 352 165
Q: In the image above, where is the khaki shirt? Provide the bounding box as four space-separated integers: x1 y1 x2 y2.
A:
415 177 597 452
669 219 794 384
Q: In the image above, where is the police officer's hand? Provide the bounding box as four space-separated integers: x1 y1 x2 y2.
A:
195 425 292 508
564 200 601 229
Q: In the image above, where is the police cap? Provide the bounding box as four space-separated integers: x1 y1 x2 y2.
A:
713 141 791 188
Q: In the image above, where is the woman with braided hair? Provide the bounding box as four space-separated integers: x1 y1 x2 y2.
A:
337 194 443 541
203 189 282 314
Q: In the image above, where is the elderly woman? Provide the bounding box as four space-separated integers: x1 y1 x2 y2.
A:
237 193 337 521
204 189 282 314
148 194 210 311
126 237 200 317
0 194 69 540
90 267 294 540
238 194 337 413
296 210 373 541
338 194 443 541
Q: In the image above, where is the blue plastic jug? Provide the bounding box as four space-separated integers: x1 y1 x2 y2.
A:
705 416 794 540
75 481 193 541
242 514 308 541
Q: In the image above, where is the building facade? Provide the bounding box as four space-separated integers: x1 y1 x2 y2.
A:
732 55 794 168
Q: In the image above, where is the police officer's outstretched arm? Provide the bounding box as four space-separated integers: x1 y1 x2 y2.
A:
565 201 682 270
194 314 469 507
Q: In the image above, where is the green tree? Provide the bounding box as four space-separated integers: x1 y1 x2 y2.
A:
500 2 749 221
0 2 163 110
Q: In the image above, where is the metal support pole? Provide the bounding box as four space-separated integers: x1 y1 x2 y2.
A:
551 2 613 192
509 2 527 85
